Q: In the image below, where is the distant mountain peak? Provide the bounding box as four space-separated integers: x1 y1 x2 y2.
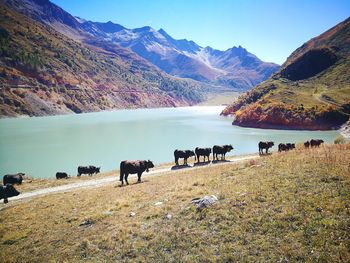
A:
4 0 280 91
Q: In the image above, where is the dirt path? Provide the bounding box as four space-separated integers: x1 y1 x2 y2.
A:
2 155 258 206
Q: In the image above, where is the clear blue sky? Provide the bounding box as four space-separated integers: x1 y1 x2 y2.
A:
52 0 349 65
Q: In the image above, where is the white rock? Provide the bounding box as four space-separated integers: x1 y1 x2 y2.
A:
129 212 136 217
191 195 218 211
165 213 172 220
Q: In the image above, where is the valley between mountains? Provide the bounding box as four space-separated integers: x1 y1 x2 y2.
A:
0 0 279 117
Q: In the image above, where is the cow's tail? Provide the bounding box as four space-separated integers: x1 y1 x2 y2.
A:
119 162 124 182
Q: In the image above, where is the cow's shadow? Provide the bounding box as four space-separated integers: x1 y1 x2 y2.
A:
171 164 191 170
212 159 231 164
259 152 273 157
116 180 148 188
193 161 211 167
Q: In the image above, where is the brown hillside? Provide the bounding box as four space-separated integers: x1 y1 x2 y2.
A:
222 17 350 130
0 4 204 117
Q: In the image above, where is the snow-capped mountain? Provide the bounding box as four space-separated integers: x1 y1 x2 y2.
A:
81 20 279 90
3 0 280 91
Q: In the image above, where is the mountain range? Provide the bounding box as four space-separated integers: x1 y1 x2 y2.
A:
81 20 279 90
222 17 350 130
0 0 279 117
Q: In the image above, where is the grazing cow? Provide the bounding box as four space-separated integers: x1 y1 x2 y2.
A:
0 184 20 204
278 143 288 152
3 173 24 185
286 143 296 150
195 147 211 163
56 172 68 179
212 145 234 161
174 150 195 166
77 166 100 176
258 141 274 155
279 143 296 152
310 139 324 147
120 160 154 185
304 141 310 148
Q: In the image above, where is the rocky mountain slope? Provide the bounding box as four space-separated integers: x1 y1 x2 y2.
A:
0 2 205 117
80 20 279 91
4 0 279 91
222 17 350 130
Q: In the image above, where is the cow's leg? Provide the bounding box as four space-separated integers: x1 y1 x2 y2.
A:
3 198 8 204
175 157 179 166
137 172 142 183
120 172 124 185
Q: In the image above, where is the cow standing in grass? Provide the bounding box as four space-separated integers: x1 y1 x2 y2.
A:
77 166 100 176
56 172 68 179
120 160 154 186
195 147 211 163
278 143 295 152
258 141 274 155
0 184 20 204
212 145 233 161
174 150 195 166
286 143 296 150
310 139 324 147
3 173 24 185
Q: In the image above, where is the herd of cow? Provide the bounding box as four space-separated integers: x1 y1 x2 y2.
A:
0 139 325 204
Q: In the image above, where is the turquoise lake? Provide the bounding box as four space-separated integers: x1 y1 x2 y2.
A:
0 106 339 178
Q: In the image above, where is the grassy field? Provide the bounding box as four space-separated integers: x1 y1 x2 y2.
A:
0 144 349 262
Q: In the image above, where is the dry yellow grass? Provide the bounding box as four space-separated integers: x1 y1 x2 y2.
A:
0 144 349 262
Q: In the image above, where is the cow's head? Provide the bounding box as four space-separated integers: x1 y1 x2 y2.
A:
320 140 324 144
269 142 274 147
96 167 101 173
3 184 20 204
291 143 296 149
225 145 234 152
146 160 154 172
187 150 195 157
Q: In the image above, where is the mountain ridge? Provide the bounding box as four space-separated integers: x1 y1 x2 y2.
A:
80 19 279 90
0 3 206 117
222 17 350 130
3 0 279 92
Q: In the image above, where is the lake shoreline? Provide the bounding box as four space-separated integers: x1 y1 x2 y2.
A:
0 106 340 179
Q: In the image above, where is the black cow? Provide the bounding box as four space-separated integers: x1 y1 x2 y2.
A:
278 143 288 152
56 172 68 179
286 143 296 150
310 139 324 147
3 173 24 185
77 166 100 176
304 141 310 148
195 147 211 162
258 141 274 155
120 160 154 185
212 145 233 161
0 184 20 204
174 150 195 166
279 143 296 152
